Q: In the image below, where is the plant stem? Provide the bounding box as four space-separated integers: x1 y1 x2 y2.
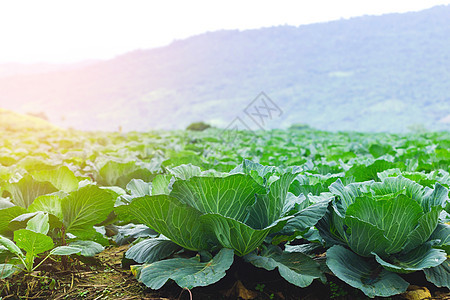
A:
32 253 52 272
61 225 68 270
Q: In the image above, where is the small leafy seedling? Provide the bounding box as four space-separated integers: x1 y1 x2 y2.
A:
0 213 82 278
328 281 348 299
255 283 266 292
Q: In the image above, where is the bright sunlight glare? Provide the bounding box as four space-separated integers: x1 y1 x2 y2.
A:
1 0 450 63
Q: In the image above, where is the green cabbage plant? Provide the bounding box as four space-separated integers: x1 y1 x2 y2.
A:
118 162 330 290
317 176 450 298
0 212 82 279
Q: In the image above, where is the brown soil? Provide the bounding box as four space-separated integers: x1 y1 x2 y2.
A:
0 245 449 300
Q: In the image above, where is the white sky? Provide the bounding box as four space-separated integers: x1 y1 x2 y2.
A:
1 0 450 63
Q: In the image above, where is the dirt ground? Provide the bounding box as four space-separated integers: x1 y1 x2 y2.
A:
1 245 449 300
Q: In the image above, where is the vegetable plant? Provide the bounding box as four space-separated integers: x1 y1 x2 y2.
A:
0 212 82 279
119 161 330 290
0 171 117 277
317 176 450 297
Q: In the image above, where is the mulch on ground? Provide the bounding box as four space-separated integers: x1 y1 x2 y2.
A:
1 245 449 300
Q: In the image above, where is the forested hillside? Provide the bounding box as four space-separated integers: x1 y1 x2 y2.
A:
0 5 449 132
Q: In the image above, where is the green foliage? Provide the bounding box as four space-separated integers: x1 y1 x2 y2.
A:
119 161 330 290
132 248 234 289
423 259 450 289
289 123 311 130
61 185 116 239
186 122 211 131
245 245 324 288
328 281 348 299
125 237 181 264
326 245 409 298
95 160 155 188
318 177 449 297
0 124 449 296
0 215 82 278
2 174 58 209
31 166 80 193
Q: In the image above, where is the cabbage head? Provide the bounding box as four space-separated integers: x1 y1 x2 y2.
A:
318 176 449 298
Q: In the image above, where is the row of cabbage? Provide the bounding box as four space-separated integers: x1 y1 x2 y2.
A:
0 127 449 297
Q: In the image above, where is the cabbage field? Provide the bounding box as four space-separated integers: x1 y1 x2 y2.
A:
0 126 449 299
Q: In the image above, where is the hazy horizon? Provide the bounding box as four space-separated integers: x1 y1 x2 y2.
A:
1 5 449 133
1 1 450 64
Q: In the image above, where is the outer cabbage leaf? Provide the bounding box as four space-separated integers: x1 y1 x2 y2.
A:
0 199 14 209
428 223 450 250
3 174 58 208
230 159 276 184
96 160 155 188
423 259 450 289
31 166 79 193
96 161 137 186
168 164 201 180
68 240 104 257
115 224 158 245
133 248 234 289
343 216 390 257
28 195 63 220
125 237 182 264
0 235 24 258
26 212 49 235
374 244 446 273
346 160 398 182
126 179 152 197
151 174 172 195
50 246 82 256
0 263 21 279
0 206 28 234
245 245 323 288
123 195 214 251
368 144 394 158
316 208 347 247
61 185 115 239
326 245 409 298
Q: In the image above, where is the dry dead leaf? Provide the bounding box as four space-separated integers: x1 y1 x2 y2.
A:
401 285 431 300
434 291 450 300
223 280 259 299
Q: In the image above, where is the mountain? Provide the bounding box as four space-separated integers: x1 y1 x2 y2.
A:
0 5 450 132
